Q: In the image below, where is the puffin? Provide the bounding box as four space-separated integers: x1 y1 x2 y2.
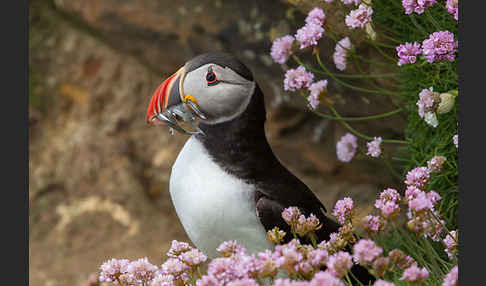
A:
146 52 372 283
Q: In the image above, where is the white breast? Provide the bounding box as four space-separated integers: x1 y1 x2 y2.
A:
169 136 273 258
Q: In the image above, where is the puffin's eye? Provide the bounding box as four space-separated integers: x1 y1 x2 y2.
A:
206 67 219 86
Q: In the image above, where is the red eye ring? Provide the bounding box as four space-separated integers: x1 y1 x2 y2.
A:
206 67 219 86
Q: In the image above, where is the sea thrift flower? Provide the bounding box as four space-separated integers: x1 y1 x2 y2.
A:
372 257 391 278
353 239 383 265
453 134 458 148
446 0 458 21
388 249 415 270
270 35 295 64
408 191 434 212
307 80 328 109
373 280 395 286
255 250 280 277
99 258 130 283
282 207 302 227
345 4 373 29
151 274 175 286
443 230 458 260
217 241 247 257
307 249 329 267
326 251 353 278
336 133 357 162
122 257 158 284
405 166 430 189
305 8 326 26
160 258 190 278
267 227 286 244
310 271 345 286
333 37 352 71
283 66 314 91
427 155 447 172
341 0 361 5
442 265 458 286
416 87 440 127
332 197 354 224
366 137 382 157
196 275 219 286
402 0 437 14
295 213 322 237
167 240 192 258
179 249 207 266
396 42 421 66
400 264 429 284
295 23 325 49
362 215 385 234
422 30 458 63
227 278 259 286
375 188 401 218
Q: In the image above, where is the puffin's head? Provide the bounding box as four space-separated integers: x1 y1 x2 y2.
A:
146 52 256 133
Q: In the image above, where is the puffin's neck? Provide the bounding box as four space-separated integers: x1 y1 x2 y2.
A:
194 84 277 181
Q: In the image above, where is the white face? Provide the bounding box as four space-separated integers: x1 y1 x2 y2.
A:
182 63 255 125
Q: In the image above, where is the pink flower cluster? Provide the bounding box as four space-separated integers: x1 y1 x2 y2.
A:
422 30 458 63
270 35 295 64
345 4 373 29
400 264 429 284
375 188 401 218
442 265 458 286
283 66 314 91
427 155 447 172
362 215 385 234
332 197 354 224
366 137 382 158
333 37 353 71
396 42 421 66
402 0 437 15
416 87 441 127
295 8 326 50
307 80 328 109
352 239 383 265
446 0 458 21
336 133 358 162
99 257 158 285
443 230 458 260
405 166 431 189
281 207 322 237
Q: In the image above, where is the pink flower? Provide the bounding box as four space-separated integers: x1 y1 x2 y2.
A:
295 23 325 49
326 251 353 278
373 280 395 286
453 134 458 148
353 239 383 265
333 37 352 71
196 275 220 286
366 137 382 157
270 35 295 64
336 133 357 162
396 42 422 66
307 80 328 109
362 215 385 234
295 213 322 237
167 240 193 258
443 230 458 260
422 31 458 63
445 0 458 21
442 265 458 286
255 250 280 277
151 274 175 286
275 239 304 269
310 271 345 286
217 241 247 257
161 258 190 278
402 0 437 14
180 249 207 266
305 8 326 26
375 188 401 218
416 87 440 119
405 166 431 189
332 197 354 224
341 0 361 5
99 258 130 283
345 4 373 29
427 155 447 172
307 248 329 267
400 264 429 284
227 278 259 286
284 66 314 91
408 190 434 212
405 185 421 201
282 207 302 227
122 257 158 284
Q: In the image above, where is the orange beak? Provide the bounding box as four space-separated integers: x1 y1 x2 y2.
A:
146 67 186 125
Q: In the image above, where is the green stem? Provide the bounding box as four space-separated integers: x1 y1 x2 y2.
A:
329 105 409 144
313 108 403 121
409 14 428 36
425 9 441 31
314 53 400 96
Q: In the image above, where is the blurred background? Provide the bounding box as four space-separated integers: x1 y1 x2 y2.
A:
29 0 406 285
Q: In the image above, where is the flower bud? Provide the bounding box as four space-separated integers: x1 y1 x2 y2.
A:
437 92 456 114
